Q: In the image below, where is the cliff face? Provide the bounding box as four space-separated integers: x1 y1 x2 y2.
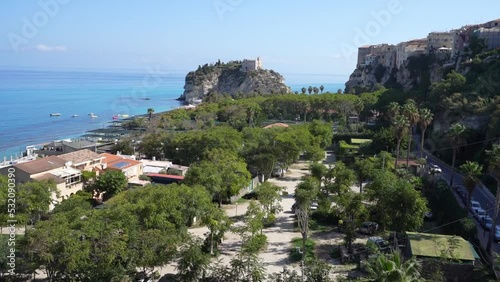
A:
180 62 291 101
345 52 450 94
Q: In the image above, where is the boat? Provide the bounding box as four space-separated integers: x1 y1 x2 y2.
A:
71 114 79 118
50 113 61 116
120 114 129 118
112 115 119 119
90 114 98 118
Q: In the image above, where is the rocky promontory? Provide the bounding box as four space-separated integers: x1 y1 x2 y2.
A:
179 60 291 101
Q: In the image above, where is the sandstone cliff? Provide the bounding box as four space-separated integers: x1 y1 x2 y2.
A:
179 61 291 101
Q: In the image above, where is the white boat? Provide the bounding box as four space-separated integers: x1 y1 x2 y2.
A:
90 114 98 118
50 113 61 116
71 114 79 118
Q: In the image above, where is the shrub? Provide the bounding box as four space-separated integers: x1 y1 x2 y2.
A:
264 213 276 228
242 234 267 254
290 237 315 262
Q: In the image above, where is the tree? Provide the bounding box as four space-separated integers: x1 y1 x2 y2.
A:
364 250 423 282
301 87 307 95
336 191 367 253
460 161 483 211
352 158 374 193
418 108 433 158
487 144 500 255
256 181 284 220
402 99 420 167
354 98 364 132
185 148 251 207
447 123 466 187
319 85 324 94
201 204 231 256
147 108 155 121
16 180 58 224
387 102 401 121
308 86 313 95
294 177 319 276
93 170 128 199
392 115 410 168
176 237 211 282
313 87 319 94
329 161 356 196
366 171 428 232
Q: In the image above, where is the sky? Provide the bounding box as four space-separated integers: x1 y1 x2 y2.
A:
0 0 499 82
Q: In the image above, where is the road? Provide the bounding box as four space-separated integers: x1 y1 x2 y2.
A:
414 136 500 255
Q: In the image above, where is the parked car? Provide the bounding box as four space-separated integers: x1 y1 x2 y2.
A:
495 225 500 242
272 165 284 178
359 222 379 235
429 164 442 174
367 236 390 253
470 201 482 214
474 208 487 220
480 215 494 230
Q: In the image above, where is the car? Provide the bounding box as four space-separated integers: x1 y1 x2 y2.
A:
359 222 379 235
470 201 482 214
367 236 390 253
474 208 487 220
495 225 500 242
272 165 284 178
429 164 442 174
424 211 434 221
480 215 494 230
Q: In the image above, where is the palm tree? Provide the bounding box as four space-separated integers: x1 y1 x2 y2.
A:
487 144 500 255
387 102 400 121
313 87 319 94
402 100 420 167
419 108 433 158
320 85 324 94
147 108 155 121
364 250 423 282
393 115 410 168
308 86 313 95
460 161 482 211
447 123 466 187
354 99 364 132
301 87 307 95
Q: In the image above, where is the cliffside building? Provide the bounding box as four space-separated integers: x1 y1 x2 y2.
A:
427 32 454 52
396 39 427 69
241 57 263 72
475 27 500 50
356 44 395 68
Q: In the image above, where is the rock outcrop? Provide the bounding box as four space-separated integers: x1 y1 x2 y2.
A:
179 61 291 101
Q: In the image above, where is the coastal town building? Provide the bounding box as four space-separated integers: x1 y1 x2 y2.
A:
0 155 83 209
100 153 143 180
58 149 105 173
141 159 173 174
240 57 263 72
356 44 394 68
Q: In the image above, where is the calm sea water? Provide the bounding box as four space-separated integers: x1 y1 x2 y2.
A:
0 67 346 160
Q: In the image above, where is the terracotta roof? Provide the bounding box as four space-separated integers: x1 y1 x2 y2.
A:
101 153 124 164
263 123 289 129
15 156 66 174
32 173 65 184
59 149 103 165
107 158 142 170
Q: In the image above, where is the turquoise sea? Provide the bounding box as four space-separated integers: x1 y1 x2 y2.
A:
0 67 346 160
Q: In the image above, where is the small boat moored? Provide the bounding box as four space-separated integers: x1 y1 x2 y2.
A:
71 114 79 118
50 113 61 116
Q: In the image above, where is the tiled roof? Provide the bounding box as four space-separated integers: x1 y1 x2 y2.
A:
31 173 65 184
101 153 124 164
263 123 289 129
59 149 103 165
15 156 66 174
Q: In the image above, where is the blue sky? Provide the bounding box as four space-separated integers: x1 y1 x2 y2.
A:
1 0 499 82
